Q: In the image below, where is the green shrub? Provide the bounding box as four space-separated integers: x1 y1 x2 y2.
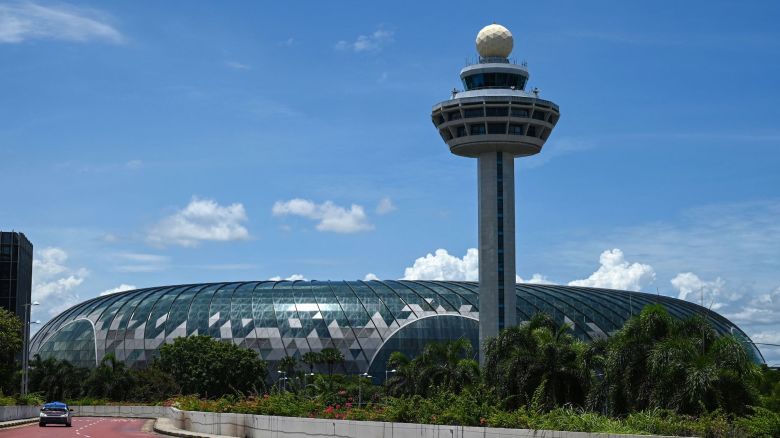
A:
15 392 44 406
0 392 15 406
734 407 780 438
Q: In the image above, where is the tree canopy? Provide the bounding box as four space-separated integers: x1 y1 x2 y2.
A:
594 304 758 416
0 308 23 393
157 335 267 397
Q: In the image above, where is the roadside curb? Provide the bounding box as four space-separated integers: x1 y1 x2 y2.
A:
0 417 37 428
153 417 236 438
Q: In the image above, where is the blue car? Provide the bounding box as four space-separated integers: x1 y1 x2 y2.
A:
39 401 72 427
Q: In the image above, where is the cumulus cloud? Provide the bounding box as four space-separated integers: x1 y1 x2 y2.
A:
335 29 393 53
364 273 380 281
402 248 553 283
568 249 655 291
100 283 136 296
32 247 88 316
517 273 556 285
272 199 373 234
0 2 122 44
376 197 396 215
269 274 307 281
147 197 250 247
670 272 728 308
402 248 478 281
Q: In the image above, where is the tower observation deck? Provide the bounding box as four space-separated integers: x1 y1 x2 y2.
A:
431 24 560 356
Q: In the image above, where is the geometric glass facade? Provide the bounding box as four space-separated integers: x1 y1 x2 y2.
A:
30 281 764 377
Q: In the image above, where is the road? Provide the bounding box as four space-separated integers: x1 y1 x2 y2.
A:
0 417 158 437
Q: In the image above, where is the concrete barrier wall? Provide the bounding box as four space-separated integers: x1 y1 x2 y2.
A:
173 408 689 438
38 405 689 438
72 405 169 419
0 405 39 422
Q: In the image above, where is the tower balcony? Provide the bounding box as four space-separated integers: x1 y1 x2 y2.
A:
431 95 560 158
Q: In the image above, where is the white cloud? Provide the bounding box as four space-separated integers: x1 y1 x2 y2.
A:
269 274 307 281
226 61 250 70
272 198 373 233
32 247 88 316
125 159 143 170
112 252 169 272
147 197 250 247
335 29 393 53
402 248 553 283
723 286 780 326
364 273 380 281
0 2 122 44
670 272 727 308
517 273 556 285
376 197 396 215
402 248 479 281
568 249 655 291
100 283 136 296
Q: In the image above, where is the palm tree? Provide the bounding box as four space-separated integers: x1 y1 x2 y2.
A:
385 351 415 396
278 355 297 376
85 353 135 400
29 355 88 401
599 305 758 416
483 313 590 411
413 338 479 396
301 351 320 375
318 348 344 377
385 339 479 397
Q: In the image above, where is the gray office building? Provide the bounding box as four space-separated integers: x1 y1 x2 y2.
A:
0 231 33 376
0 231 33 326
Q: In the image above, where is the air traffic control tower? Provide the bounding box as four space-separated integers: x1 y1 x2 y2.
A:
431 24 560 352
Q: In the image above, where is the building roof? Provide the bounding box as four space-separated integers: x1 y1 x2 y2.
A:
30 280 764 373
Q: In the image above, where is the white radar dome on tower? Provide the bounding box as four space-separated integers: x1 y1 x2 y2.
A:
475 24 513 58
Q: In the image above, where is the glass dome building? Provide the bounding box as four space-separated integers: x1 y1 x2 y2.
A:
29 281 764 378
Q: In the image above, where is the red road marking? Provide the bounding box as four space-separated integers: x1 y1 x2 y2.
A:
0 417 156 437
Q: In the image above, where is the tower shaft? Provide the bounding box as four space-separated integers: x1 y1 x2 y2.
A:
477 151 516 349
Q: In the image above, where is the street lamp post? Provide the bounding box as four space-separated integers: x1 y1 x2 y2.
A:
277 370 287 392
21 301 39 396
358 372 371 408
304 372 314 391
385 368 396 383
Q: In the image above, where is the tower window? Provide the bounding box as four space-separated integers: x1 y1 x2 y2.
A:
447 111 462 121
435 114 445 125
440 129 453 141
511 108 529 118
532 111 547 121
488 123 506 134
527 125 537 137
456 126 467 137
470 124 486 135
486 107 508 117
509 124 524 135
463 108 484 118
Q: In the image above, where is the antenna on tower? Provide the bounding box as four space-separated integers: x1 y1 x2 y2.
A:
532 87 540 97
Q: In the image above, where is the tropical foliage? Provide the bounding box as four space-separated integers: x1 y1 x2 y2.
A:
594 304 758 416
386 338 479 397
0 308 22 394
157 335 267 397
483 313 590 410
13 304 779 437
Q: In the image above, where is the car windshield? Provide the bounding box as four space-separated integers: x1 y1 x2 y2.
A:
42 407 67 412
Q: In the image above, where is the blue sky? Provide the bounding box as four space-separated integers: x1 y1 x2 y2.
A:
1 1 779 362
